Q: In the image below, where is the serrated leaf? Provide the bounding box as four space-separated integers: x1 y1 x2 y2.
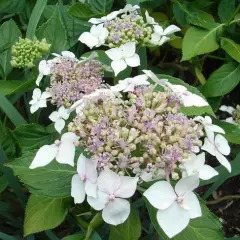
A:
13 124 59 152
221 37 240 62
218 0 235 23
201 63 240 97
182 25 224 61
0 19 21 78
5 151 77 198
145 197 224 240
68 2 101 21
24 194 70 236
36 5 67 53
158 74 214 116
89 0 113 14
109 208 141 240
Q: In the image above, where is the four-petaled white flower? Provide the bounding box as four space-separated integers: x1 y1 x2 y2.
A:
166 83 208 107
111 75 149 92
29 88 52 114
181 153 218 180
219 105 237 124
142 70 168 87
29 132 79 169
36 60 52 86
202 134 231 172
150 25 181 46
87 169 138 225
79 24 109 49
71 154 98 203
105 42 140 76
145 11 157 25
144 174 201 238
194 116 225 140
49 106 70 133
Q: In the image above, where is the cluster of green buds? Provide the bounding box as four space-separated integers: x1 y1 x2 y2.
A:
233 105 240 124
104 11 152 48
68 86 204 180
11 38 51 68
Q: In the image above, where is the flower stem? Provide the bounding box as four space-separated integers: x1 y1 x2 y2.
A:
206 195 240 205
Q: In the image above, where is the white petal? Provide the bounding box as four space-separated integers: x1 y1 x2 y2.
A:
56 141 75 166
208 124 225 135
105 48 122 61
123 83 135 92
32 88 41 99
49 111 59 122
225 117 236 124
77 154 87 177
71 174 86 204
58 106 70 120
54 119 65 133
41 91 52 99
143 181 176 210
79 32 99 49
121 42 136 58
97 169 121 194
199 165 218 180
102 198 130 226
61 51 75 58
111 59 127 76
156 202 190 238
87 191 108 210
38 99 47 108
30 103 40 114
36 73 43 86
85 159 98 183
215 151 231 172
201 137 216 156
215 134 230 155
85 180 97 198
142 70 168 86
125 54 140 67
163 25 181 35
29 145 57 169
182 192 201 219
219 105 235 115
150 33 161 45
153 25 164 35
110 82 128 92
145 10 156 25
193 152 205 170
158 36 170 46
114 176 138 198
204 126 215 143
175 174 199 197
88 18 105 24
61 132 79 143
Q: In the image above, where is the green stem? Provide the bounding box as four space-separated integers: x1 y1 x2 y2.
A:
84 213 103 240
206 195 240 205
229 3 240 25
207 55 225 61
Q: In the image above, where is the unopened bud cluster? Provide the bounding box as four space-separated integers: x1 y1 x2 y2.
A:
233 105 240 124
68 86 204 179
11 38 51 68
48 57 104 107
104 11 152 48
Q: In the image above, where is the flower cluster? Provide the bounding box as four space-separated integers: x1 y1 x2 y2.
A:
11 38 51 68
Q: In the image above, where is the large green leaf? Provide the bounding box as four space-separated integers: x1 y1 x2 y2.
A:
158 74 214 116
201 63 240 97
5 151 77 198
109 208 141 240
172 0 190 26
24 194 70 236
221 38 240 62
68 2 101 21
36 5 67 53
145 197 224 240
89 0 113 14
0 0 25 13
0 19 21 78
0 169 8 193
218 0 235 23
182 25 224 61
13 124 59 152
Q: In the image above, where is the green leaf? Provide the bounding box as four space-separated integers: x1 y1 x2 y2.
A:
6 151 77 198
202 151 240 198
0 79 35 96
201 63 240 97
24 194 70 236
62 234 84 240
36 5 67 53
158 74 214 116
0 171 8 193
0 92 27 127
221 37 240 62
145 197 224 240
0 232 18 240
109 208 141 240
0 0 25 14
26 0 48 39
182 25 224 61
172 0 190 26
0 19 21 78
68 2 101 21
89 0 113 14
13 124 59 152
218 0 235 23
